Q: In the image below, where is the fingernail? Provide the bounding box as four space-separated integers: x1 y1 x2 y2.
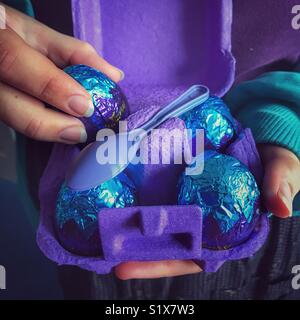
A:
59 126 87 144
68 95 94 117
117 68 125 81
278 181 293 216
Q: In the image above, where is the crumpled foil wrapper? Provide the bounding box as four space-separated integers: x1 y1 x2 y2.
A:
55 172 137 256
181 95 237 151
178 151 261 249
64 64 128 140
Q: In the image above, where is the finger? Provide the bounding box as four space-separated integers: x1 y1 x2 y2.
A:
47 35 124 83
262 160 292 217
258 144 300 218
2 5 124 82
0 28 94 117
0 81 87 144
115 260 202 280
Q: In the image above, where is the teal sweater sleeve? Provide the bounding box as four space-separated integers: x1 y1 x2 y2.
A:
224 68 300 159
1 0 34 16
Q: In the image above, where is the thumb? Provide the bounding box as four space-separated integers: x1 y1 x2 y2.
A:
258 145 300 218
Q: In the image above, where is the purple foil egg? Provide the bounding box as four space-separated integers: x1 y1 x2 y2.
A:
55 172 137 256
64 64 129 141
181 96 236 151
178 152 261 250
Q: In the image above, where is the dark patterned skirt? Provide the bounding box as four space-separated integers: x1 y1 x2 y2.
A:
58 216 300 300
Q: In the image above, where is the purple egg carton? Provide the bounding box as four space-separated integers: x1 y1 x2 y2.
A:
36 0 269 274
37 108 269 274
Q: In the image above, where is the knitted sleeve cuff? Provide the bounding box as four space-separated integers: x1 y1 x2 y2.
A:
237 101 300 159
2 0 34 17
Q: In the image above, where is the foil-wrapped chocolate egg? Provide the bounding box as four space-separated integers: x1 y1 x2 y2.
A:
178 152 260 249
181 96 236 151
55 173 137 256
64 64 128 141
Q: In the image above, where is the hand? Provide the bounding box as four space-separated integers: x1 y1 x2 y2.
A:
0 4 123 144
257 144 300 218
115 145 300 280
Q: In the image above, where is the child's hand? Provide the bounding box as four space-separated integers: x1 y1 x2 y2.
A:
257 144 300 218
0 4 123 144
115 145 300 280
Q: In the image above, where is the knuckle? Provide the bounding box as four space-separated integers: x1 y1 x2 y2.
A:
38 76 58 101
283 156 300 173
0 43 18 75
24 117 43 140
80 41 96 54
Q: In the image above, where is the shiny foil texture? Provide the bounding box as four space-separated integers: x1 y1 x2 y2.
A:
178 152 260 249
181 96 236 151
64 64 128 141
55 173 137 256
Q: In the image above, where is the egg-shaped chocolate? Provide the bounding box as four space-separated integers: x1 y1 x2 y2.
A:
178 152 260 249
64 64 129 141
181 96 236 151
55 172 137 256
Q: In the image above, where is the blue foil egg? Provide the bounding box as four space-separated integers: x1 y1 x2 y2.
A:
178 152 260 249
181 96 236 151
64 64 129 141
55 173 137 256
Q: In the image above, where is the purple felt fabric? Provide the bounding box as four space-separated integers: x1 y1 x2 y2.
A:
99 205 202 261
36 0 270 274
